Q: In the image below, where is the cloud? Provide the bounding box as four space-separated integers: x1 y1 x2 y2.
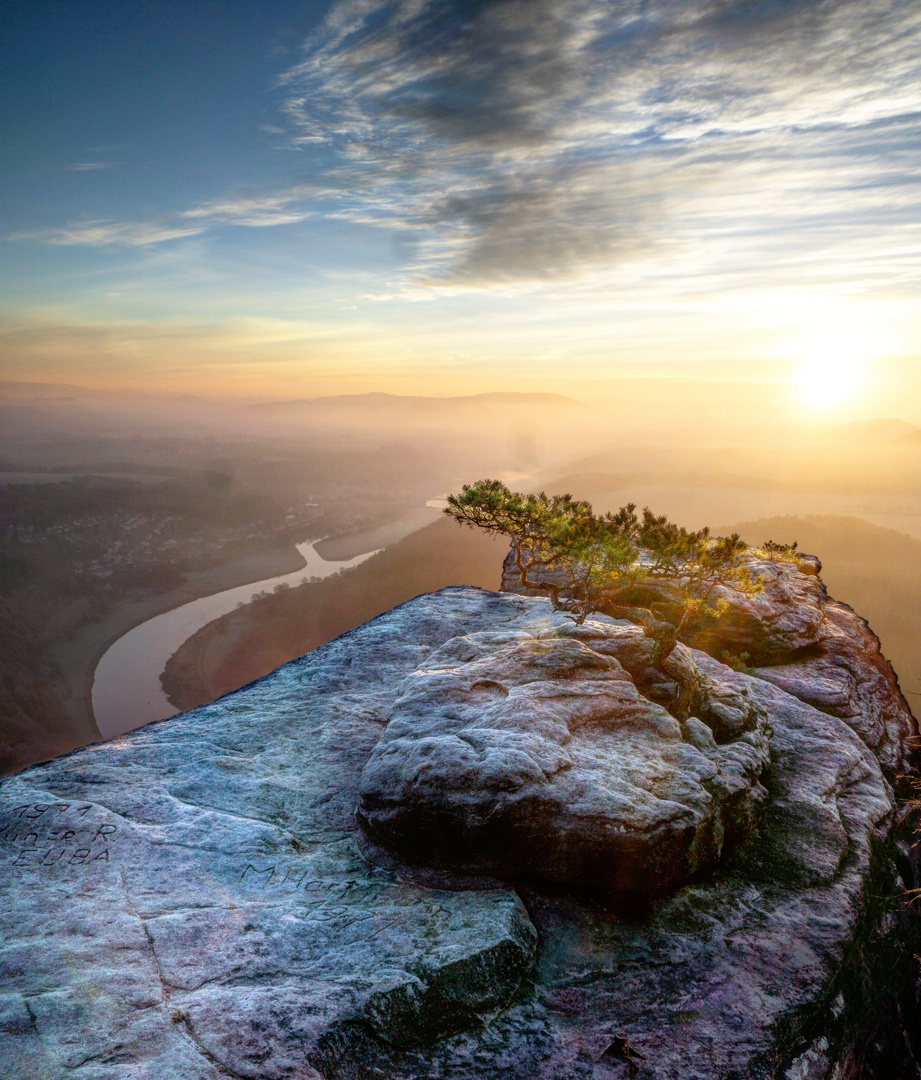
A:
9 221 207 247
277 0 921 286
8 187 319 247
12 0 920 292
179 186 317 227
69 162 118 171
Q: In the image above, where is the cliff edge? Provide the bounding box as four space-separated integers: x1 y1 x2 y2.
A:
1 558 919 1078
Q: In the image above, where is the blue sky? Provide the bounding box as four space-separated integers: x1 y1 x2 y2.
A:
2 0 920 414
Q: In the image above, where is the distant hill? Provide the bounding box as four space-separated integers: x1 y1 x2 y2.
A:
542 433 921 500
0 379 217 407
246 391 584 418
237 391 595 473
892 428 921 447
540 471 785 496
0 379 101 400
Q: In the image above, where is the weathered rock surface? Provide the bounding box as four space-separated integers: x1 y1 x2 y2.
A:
0 591 541 1080
1 584 919 1079
753 599 916 778
680 554 828 662
501 548 828 663
359 620 771 895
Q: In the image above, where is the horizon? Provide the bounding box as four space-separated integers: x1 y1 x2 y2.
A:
4 375 921 429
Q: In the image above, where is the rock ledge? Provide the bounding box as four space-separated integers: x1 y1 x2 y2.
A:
1 584 919 1079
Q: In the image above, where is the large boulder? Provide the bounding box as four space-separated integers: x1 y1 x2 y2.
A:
359 620 771 895
501 548 828 663
1 586 919 1079
679 553 827 662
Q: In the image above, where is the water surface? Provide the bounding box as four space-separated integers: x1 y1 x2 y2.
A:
93 540 377 738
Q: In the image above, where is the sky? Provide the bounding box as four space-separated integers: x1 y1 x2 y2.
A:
2 0 920 416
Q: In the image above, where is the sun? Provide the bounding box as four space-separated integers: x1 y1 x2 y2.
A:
793 336 866 409
767 295 898 414
780 301 893 411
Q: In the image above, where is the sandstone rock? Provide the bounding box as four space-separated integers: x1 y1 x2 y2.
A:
680 555 828 663
1 586 918 1080
753 599 916 777
502 540 912 776
501 548 828 663
387 652 905 1080
0 590 540 1080
359 619 771 895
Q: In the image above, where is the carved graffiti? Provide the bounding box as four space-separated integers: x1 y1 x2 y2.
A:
3 804 118 870
238 863 377 900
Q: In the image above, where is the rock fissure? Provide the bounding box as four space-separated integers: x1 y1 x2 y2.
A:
120 879 173 1005
176 1017 252 1080
121 880 254 1080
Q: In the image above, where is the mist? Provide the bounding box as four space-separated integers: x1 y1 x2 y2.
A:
2 373 920 773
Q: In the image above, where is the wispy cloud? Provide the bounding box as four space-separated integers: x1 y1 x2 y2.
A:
68 162 119 172
8 186 318 247
276 0 921 287
10 221 207 247
179 186 317 227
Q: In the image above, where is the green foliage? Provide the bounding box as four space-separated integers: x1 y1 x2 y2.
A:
720 650 756 675
760 538 799 562
446 479 762 650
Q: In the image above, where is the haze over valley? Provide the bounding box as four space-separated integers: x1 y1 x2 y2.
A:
3 376 921 772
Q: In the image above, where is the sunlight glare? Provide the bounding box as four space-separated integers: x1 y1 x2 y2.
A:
794 337 865 409
782 303 890 412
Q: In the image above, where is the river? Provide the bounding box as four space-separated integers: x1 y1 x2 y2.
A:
92 539 380 739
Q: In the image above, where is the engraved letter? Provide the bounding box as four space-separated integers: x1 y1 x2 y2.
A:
240 864 275 887
92 825 117 843
281 867 310 888
68 849 91 865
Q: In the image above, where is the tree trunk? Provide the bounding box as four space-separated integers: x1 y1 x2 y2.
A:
601 603 677 667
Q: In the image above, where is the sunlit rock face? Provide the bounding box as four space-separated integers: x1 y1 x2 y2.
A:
1 585 919 1079
680 553 828 662
752 598 917 777
501 546 915 777
359 621 771 896
500 549 828 663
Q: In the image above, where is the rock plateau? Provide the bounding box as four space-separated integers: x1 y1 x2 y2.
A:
1 551 919 1079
